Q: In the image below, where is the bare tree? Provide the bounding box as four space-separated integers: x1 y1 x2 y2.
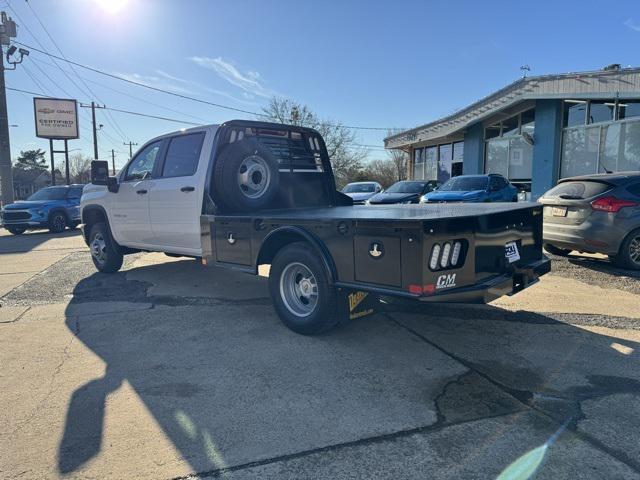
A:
58 153 92 184
360 158 400 188
261 97 367 188
386 129 408 182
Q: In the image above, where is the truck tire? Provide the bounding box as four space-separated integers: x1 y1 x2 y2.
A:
49 212 67 233
6 226 26 235
614 228 640 271
269 242 339 335
213 138 280 212
88 222 123 273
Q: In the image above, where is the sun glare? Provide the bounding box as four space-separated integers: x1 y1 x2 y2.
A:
94 0 129 15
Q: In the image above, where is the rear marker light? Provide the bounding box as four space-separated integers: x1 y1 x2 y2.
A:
440 243 451 268
451 241 462 266
430 244 441 270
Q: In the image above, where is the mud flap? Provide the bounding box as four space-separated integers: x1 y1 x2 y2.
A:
337 288 380 323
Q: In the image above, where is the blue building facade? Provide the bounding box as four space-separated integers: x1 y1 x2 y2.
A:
385 67 640 200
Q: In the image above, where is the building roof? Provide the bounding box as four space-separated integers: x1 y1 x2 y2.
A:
385 66 640 149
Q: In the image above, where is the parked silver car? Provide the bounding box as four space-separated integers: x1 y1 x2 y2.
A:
539 172 640 269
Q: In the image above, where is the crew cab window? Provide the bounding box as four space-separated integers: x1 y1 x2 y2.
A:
162 133 205 178
125 141 162 181
67 187 83 199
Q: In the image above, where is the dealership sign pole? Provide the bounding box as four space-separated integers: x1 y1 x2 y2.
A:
33 97 79 186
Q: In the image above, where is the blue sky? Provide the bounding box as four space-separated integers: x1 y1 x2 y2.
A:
5 0 640 169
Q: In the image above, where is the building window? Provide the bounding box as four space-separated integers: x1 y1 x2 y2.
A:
588 101 615 124
452 142 464 177
413 148 424 180
484 109 534 185
425 146 438 180
438 144 452 183
563 100 587 127
619 100 640 120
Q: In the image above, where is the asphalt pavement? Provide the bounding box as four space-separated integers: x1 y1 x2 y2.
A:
1 229 639 479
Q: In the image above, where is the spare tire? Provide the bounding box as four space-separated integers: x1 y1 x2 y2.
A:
213 138 280 212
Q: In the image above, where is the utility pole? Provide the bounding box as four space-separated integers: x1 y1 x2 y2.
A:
111 149 116 175
123 141 138 159
91 101 98 159
0 12 18 206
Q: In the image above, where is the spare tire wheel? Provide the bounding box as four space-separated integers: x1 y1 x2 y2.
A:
214 138 280 211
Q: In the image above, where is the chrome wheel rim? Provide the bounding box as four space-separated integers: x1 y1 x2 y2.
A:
53 215 65 231
630 236 640 265
91 233 107 265
237 154 270 199
279 262 319 317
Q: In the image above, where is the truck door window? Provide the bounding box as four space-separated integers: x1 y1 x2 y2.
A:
161 133 205 178
125 141 162 181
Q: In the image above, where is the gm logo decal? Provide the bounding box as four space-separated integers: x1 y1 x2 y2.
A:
436 273 456 290
368 241 384 259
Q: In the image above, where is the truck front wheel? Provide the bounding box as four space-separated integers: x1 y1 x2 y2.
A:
88 222 123 273
269 242 338 335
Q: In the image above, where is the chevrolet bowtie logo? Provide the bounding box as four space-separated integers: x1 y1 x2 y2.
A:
369 242 383 258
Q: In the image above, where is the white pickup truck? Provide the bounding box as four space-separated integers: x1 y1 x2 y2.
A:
82 120 549 334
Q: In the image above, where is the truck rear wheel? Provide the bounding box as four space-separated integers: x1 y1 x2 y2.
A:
213 138 280 212
269 242 338 335
89 222 123 273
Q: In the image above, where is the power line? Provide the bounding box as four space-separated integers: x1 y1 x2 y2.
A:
13 40 404 132
22 0 129 142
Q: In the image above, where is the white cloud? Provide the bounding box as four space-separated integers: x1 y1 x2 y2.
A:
190 56 274 98
115 72 194 95
624 18 640 32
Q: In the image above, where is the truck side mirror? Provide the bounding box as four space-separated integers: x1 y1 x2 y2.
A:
91 160 119 193
91 161 109 185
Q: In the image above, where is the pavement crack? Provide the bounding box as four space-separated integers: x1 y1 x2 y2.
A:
385 312 640 475
167 411 519 480
0 306 31 324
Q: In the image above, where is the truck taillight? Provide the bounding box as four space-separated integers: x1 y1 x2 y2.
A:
429 240 466 271
591 196 638 213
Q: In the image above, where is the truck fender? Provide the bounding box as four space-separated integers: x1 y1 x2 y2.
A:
256 226 338 284
81 205 117 247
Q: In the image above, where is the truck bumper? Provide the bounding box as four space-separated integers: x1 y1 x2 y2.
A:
418 256 551 304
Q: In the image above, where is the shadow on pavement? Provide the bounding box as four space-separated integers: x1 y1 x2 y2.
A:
0 228 82 254
57 263 640 477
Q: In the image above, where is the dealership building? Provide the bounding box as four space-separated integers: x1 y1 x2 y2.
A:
385 66 640 200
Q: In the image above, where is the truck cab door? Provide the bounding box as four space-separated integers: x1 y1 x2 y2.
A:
147 131 207 254
110 141 163 246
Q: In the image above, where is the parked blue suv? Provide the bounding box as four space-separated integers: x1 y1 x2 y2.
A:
421 174 518 203
0 184 84 235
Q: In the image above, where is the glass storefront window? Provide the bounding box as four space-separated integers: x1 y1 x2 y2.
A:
564 101 587 127
619 100 640 120
521 109 535 136
413 148 424 180
502 116 519 136
589 101 615 124
561 126 600 177
485 124 501 139
425 147 438 180
601 121 640 172
508 136 533 181
485 139 509 177
438 144 452 183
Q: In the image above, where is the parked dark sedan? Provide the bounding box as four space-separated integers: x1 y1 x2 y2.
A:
539 172 640 270
421 174 518 203
365 180 438 205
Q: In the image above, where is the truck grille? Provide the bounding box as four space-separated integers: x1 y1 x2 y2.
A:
2 211 31 221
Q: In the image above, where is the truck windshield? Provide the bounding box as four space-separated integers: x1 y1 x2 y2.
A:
386 182 426 194
439 177 488 191
27 187 68 201
343 183 376 193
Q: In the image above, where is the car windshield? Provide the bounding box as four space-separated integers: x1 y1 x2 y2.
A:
27 187 68 201
343 183 376 193
439 177 488 192
386 182 426 194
